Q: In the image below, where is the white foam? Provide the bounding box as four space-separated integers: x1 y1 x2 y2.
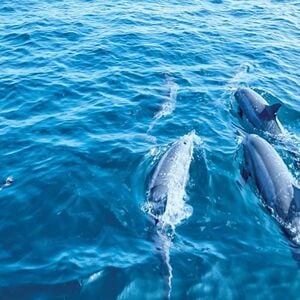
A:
227 62 254 91
0 175 14 191
80 270 103 289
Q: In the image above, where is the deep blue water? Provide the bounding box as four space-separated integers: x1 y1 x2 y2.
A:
0 0 300 299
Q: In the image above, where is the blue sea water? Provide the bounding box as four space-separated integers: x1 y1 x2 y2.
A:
0 0 300 299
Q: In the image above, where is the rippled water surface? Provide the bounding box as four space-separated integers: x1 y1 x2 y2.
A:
0 0 300 299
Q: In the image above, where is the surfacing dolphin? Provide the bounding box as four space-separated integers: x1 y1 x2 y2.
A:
242 134 300 244
234 87 284 135
145 131 195 299
147 131 194 224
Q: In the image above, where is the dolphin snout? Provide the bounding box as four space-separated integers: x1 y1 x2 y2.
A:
182 131 195 144
234 88 242 99
234 87 248 100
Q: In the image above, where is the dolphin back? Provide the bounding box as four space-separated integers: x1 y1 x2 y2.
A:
234 87 283 134
243 134 294 219
243 134 300 252
147 132 194 220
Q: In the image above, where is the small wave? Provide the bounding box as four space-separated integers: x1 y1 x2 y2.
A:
188 261 233 299
253 191 300 248
80 267 127 299
268 130 300 174
80 270 103 288
0 176 14 191
2 32 31 44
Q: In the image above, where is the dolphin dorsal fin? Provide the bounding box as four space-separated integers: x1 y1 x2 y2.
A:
288 185 300 219
260 103 282 121
294 185 300 203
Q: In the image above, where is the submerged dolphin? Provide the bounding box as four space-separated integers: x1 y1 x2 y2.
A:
234 87 284 135
147 76 178 133
147 131 194 224
242 134 300 242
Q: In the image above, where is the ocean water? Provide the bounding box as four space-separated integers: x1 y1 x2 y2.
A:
0 0 299 299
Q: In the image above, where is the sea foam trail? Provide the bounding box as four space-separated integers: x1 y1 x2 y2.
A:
147 75 178 132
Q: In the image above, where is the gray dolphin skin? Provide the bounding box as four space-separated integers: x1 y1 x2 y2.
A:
242 134 300 242
147 131 194 223
146 131 195 300
234 87 284 135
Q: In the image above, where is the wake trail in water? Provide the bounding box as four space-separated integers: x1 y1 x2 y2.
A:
153 229 173 300
147 75 178 133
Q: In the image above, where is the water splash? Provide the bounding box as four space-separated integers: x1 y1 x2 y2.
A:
155 230 173 300
227 62 254 91
148 75 178 132
270 207 300 247
282 133 300 173
265 130 300 174
80 270 103 288
0 176 14 191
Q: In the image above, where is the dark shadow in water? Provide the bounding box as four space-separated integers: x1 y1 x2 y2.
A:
0 280 81 300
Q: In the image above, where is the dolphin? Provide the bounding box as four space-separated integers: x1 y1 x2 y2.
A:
145 131 195 299
241 134 300 243
234 87 284 135
147 131 194 223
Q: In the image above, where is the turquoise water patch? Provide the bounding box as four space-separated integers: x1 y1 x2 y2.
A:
0 0 299 299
